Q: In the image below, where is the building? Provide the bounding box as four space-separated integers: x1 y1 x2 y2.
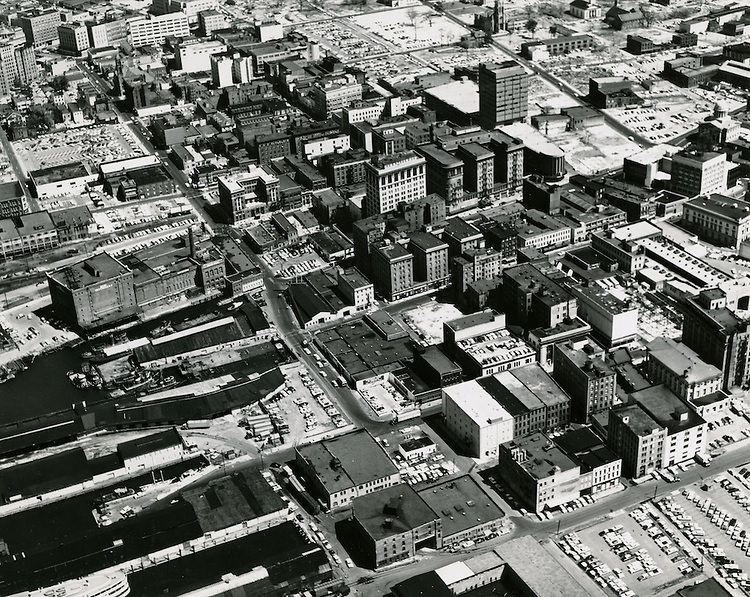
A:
371 242 414 301
8 572 131 597
0 211 58 259
478 61 529 129
502 263 577 331
416 476 504 546
588 77 642 109
117 428 185 472
29 163 97 199
570 285 639 347
295 429 401 510
521 35 594 60
0 182 27 218
176 39 227 73
569 0 602 18
671 151 727 198
442 217 484 259
500 122 565 181
391 536 606 597
442 379 515 458
17 9 60 47
309 77 363 119
127 12 189 47
217 165 279 225
682 194 750 250
408 232 449 286
57 22 89 55
498 432 582 512
608 386 706 477
457 142 494 194
423 79 480 126
416 144 464 203
47 253 137 329
364 152 427 217
0 28 38 97
349 483 440 568
645 338 722 402
681 289 750 390
553 337 616 423
489 130 524 191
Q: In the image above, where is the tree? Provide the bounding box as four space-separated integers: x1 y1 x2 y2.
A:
525 18 538 37
51 75 68 92
640 5 657 26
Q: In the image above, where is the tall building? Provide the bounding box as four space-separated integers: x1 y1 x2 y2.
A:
127 13 189 48
364 151 426 217
671 150 727 197
416 144 464 203
408 232 449 285
457 142 494 194
198 9 228 35
86 19 127 49
57 22 89 55
0 27 38 96
371 242 414 301
502 263 577 331
682 288 750 390
16 9 61 48
210 53 234 88
645 337 722 402
176 39 227 73
489 130 524 191
478 61 529 130
553 337 616 423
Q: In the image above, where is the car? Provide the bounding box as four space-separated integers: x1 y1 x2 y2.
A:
345 558 354 568
270 462 282 470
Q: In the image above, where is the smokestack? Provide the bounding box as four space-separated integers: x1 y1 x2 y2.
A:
188 227 196 259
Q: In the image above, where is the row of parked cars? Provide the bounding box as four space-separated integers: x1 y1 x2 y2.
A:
559 531 636 597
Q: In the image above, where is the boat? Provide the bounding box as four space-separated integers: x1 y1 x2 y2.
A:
82 349 129 364
67 371 90 389
149 322 175 338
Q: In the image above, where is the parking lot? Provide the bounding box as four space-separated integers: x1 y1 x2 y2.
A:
559 505 704 597
262 243 327 278
351 6 466 51
657 470 750 593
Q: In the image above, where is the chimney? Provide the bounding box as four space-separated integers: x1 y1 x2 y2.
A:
188 227 196 259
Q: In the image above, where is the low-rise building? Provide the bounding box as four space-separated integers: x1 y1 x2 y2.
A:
645 338 722 402
682 194 750 250
0 211 59 259
295 429 401 510
117 428 185 472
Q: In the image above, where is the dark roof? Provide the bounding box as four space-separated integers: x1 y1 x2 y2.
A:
0 448 90 504
0 181 24 201
674 578 733 597
353 483 437 541
117 428 183 461
392 571 453 597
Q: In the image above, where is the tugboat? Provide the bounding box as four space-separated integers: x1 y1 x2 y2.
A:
67 371 90 389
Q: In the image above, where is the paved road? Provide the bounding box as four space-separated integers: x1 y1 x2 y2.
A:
0 125 38 211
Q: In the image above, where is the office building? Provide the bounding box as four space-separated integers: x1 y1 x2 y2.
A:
608 385 706 477
553 337 616 423
416 144 464 203
442 217 484 258
502 263 577 331
86 20 127 49
570 285 639 347
489 130 524 191
371 242 414 301
681 288 750 390
57 22 89 55
408 232 449 286
0 28 38 96
457 142 494 194
17 9 61 47
645 338 722 402
478 61 529 129
671 150 727 197
295 429 401 510
364 151 426 217
309 77 363 119
349 484 440 568
176 39 227 73
0 211 59 259
682 194 750 250
198 9 228 35
442 379 515 458
127 13 189 47
500 428 619 514
217 165 280 225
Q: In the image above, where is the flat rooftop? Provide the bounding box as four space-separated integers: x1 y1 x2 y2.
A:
456 328 535 368
646 338 721 384
630 385 706 434
424 79 480 114
353 483 437 541
417 475 504 538
49 253 130 290
444 380 514 427
504 432 578 480
297 429 398 492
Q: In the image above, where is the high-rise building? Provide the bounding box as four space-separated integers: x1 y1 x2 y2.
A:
16 9 61 48
176 38 227 73
127 12 189 48
86 20 128 49
408 232 449 285
217 165 280 225
457 142 494 194
489 130 524 191
478 61 529 130
416 144 464 203
671 150 727 197
371 242 413 300
198 9 228 36
682 194 750 250
364 151 426 217
57 22 89 55
210 53 234 88
0 27 38 96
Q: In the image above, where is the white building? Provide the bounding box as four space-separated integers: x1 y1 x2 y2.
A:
116 428 185 472
645 338 722 402
442 380 514 459
364 151 426 217
176 39 227 73
127 12 189 48
670 150 727 198
570 285 639 347
211 53 233 88
303 134 351 162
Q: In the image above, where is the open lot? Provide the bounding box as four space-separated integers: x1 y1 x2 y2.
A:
351 6 467 51
262 243 327 278
12 124 147 175
400 300 462 344
297 19 388 63
413 44 518 74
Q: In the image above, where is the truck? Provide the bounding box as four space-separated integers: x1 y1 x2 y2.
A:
183 420 212 429
695 453 712 467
